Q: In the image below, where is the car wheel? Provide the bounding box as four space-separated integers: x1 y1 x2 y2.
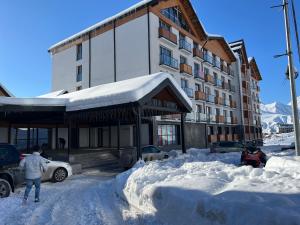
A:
52 168 68 182
0 179 11 198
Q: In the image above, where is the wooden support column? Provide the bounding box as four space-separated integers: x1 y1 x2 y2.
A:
27 125 30 153
55 125 58 149
117 120 120 151
7 123 11 144
136 107 142 160
108 126 112 148
67 121 71 162
181 113 186 154
89 128 91 148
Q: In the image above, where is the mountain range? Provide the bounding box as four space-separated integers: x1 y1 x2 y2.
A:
261 96 300 133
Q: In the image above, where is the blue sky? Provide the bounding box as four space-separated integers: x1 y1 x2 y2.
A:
0 0 299 104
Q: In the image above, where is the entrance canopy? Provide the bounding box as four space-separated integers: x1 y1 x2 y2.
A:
0 72 192 124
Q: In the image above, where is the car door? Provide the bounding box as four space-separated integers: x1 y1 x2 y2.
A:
42 160 54 181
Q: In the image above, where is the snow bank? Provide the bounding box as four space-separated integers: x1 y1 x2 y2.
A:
116 149 300 225
266 156 300 171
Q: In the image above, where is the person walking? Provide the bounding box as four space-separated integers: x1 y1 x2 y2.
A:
19 146 47 204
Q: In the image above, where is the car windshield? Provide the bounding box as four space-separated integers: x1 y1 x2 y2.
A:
218 142 235 147
142 146 160 154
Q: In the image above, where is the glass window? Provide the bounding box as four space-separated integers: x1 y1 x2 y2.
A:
157 125 178 146
180 55 187 64
76 65 82 82
76 43 82 60
159 20 170 31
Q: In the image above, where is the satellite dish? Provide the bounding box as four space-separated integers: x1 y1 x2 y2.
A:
285 66 299 79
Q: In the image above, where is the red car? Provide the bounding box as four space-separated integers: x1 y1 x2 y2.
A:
241 146 267 168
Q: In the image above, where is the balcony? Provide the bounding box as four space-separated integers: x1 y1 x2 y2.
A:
208 114 216 122
243 103 250 110
226 134 233 141
216 115 225 123
242 87 249 95
180 63 192 75
214 79 223 88
204 53 213 64
221 64 228 74
193 48 204 59
231 116 238 124
228 69 235 77
196 112 207 122
206 94 215 103
215 97 224 105
194 70 205 80
195 91 206 101
233 134 239 141
213 60 221 69
244 118 250 124
257 86 260 92
230 100 237 108
160 54 179 70
224 100 230 107
179 39 192 53
222 82 229 90
225 117 232 124
217 134 226 141
158 27 177 45
205 74 215 84
182 87 194 98
208 135 218 143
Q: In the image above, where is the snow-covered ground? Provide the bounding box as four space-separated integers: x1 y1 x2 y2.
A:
1 133 299 225
116 138 300 225
0 169 162 225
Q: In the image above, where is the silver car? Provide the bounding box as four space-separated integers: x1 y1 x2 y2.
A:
23 154 72 182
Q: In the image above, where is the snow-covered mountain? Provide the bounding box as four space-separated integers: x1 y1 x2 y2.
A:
261 97 300 134
288 96 300 109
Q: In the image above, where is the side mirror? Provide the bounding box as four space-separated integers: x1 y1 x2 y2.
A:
46 161 50 164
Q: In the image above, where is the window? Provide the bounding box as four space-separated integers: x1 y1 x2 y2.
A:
207 126 214 135
224 110 227 118
76 43 82 60
181 79 188 88
195 83 201 91
206 106 211 115
161 6 190 32
157 125 178 146
194 63 200 76
217 127 222 135
160 46 178 69
76 65 82 82
196 104 204 113
76 86 82 91
180 55 187 64
159 20 170 31
204 67 209 75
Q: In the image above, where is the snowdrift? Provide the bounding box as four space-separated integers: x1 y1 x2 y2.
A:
116 149 300 225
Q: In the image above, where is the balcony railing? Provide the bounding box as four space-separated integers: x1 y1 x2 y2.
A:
180 63 192 75
225 117 232 124
182 87 194 98
216 115 225 123
196 113 207 122
230 100 237 108
179 39 192 53
214 79 223 87
226 134 233 141
205 74 215 84
194 70 205 80
224 100 230 107
231 116 238 124
208 135 218 143
213 60 221 69
228 69 235 77
204 53 213 64
193 48 203 59
207 114 216 123
158 27 177 44
215 97 224 105
217 134 226 141
229 85 236 92
160 54 178 69
221 64 228 74
195 91 206 101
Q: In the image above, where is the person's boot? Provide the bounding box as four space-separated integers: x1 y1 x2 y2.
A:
34 198 40 203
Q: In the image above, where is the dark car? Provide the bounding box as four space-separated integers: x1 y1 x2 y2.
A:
210 141 245 153
240 146 267 168
281 142 295 151
0 143 25 198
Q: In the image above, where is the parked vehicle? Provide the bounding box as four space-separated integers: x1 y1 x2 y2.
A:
0 144 25 198
120 145 169 168
240 146 267 168
23 154 73 182
142 145 169 162
281 142 295 151
210 141 245 153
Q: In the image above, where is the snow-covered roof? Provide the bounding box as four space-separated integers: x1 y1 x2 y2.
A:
0 82 14 97
38 90 67 98
0 73 192 112
0 97 67 107
59 72 192 111
48 0 153 51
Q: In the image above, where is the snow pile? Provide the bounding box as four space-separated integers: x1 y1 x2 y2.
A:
264 132 295 146
116 149 300 225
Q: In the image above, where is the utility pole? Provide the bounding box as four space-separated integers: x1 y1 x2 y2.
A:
283 0 300 156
